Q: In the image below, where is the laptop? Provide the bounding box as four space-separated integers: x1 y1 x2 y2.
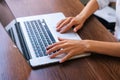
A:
5 12 90 67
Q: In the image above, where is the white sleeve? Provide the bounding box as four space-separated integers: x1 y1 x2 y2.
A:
96 0 116 9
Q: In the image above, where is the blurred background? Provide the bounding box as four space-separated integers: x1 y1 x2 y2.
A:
80 0 89 5
80 0 116 33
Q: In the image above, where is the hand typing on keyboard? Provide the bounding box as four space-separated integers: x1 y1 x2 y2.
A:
46 37 88 63
56 16 85 33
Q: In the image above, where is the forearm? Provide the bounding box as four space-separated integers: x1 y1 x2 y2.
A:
77 0 99 21
86 40 120 57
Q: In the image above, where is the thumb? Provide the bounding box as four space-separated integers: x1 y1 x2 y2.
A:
60 52 73 63
73 24 83 32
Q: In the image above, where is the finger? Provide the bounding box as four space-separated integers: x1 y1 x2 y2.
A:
73 24 83 32
57 17 73 32
60 52 73 63
56 19 66 28
46 43 57 50
66 19 76 27
58 37 65 41
57 17 72 28
50 49 65 58
59 19 75 33
46 41 64 50
58 37 69 41
56 17 70 28
46 43 64 54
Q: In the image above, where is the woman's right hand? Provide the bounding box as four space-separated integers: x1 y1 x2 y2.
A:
56 15 86 33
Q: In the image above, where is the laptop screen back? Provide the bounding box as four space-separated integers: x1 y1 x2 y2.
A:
0 0 16 27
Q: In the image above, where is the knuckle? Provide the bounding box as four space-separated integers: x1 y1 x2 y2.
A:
71 19 77 24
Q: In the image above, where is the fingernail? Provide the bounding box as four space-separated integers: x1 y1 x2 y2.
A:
74 28 77 32
56 29 60 32
60 31 63 33
46 51 49 54
59 60 63 63
50 55 55 58
60 30 64 34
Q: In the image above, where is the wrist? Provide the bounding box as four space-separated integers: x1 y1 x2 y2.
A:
83 40 93 52
76 12 88 22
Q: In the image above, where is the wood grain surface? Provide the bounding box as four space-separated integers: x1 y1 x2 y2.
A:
0 0 120 80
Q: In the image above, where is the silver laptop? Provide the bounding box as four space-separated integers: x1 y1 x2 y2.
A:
5 12 90 67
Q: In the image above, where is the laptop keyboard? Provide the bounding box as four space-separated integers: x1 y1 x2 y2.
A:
24 19 56 57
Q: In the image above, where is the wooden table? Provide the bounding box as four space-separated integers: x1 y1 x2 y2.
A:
0 0 120 80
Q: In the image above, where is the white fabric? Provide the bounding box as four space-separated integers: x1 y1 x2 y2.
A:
96 0 120 40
